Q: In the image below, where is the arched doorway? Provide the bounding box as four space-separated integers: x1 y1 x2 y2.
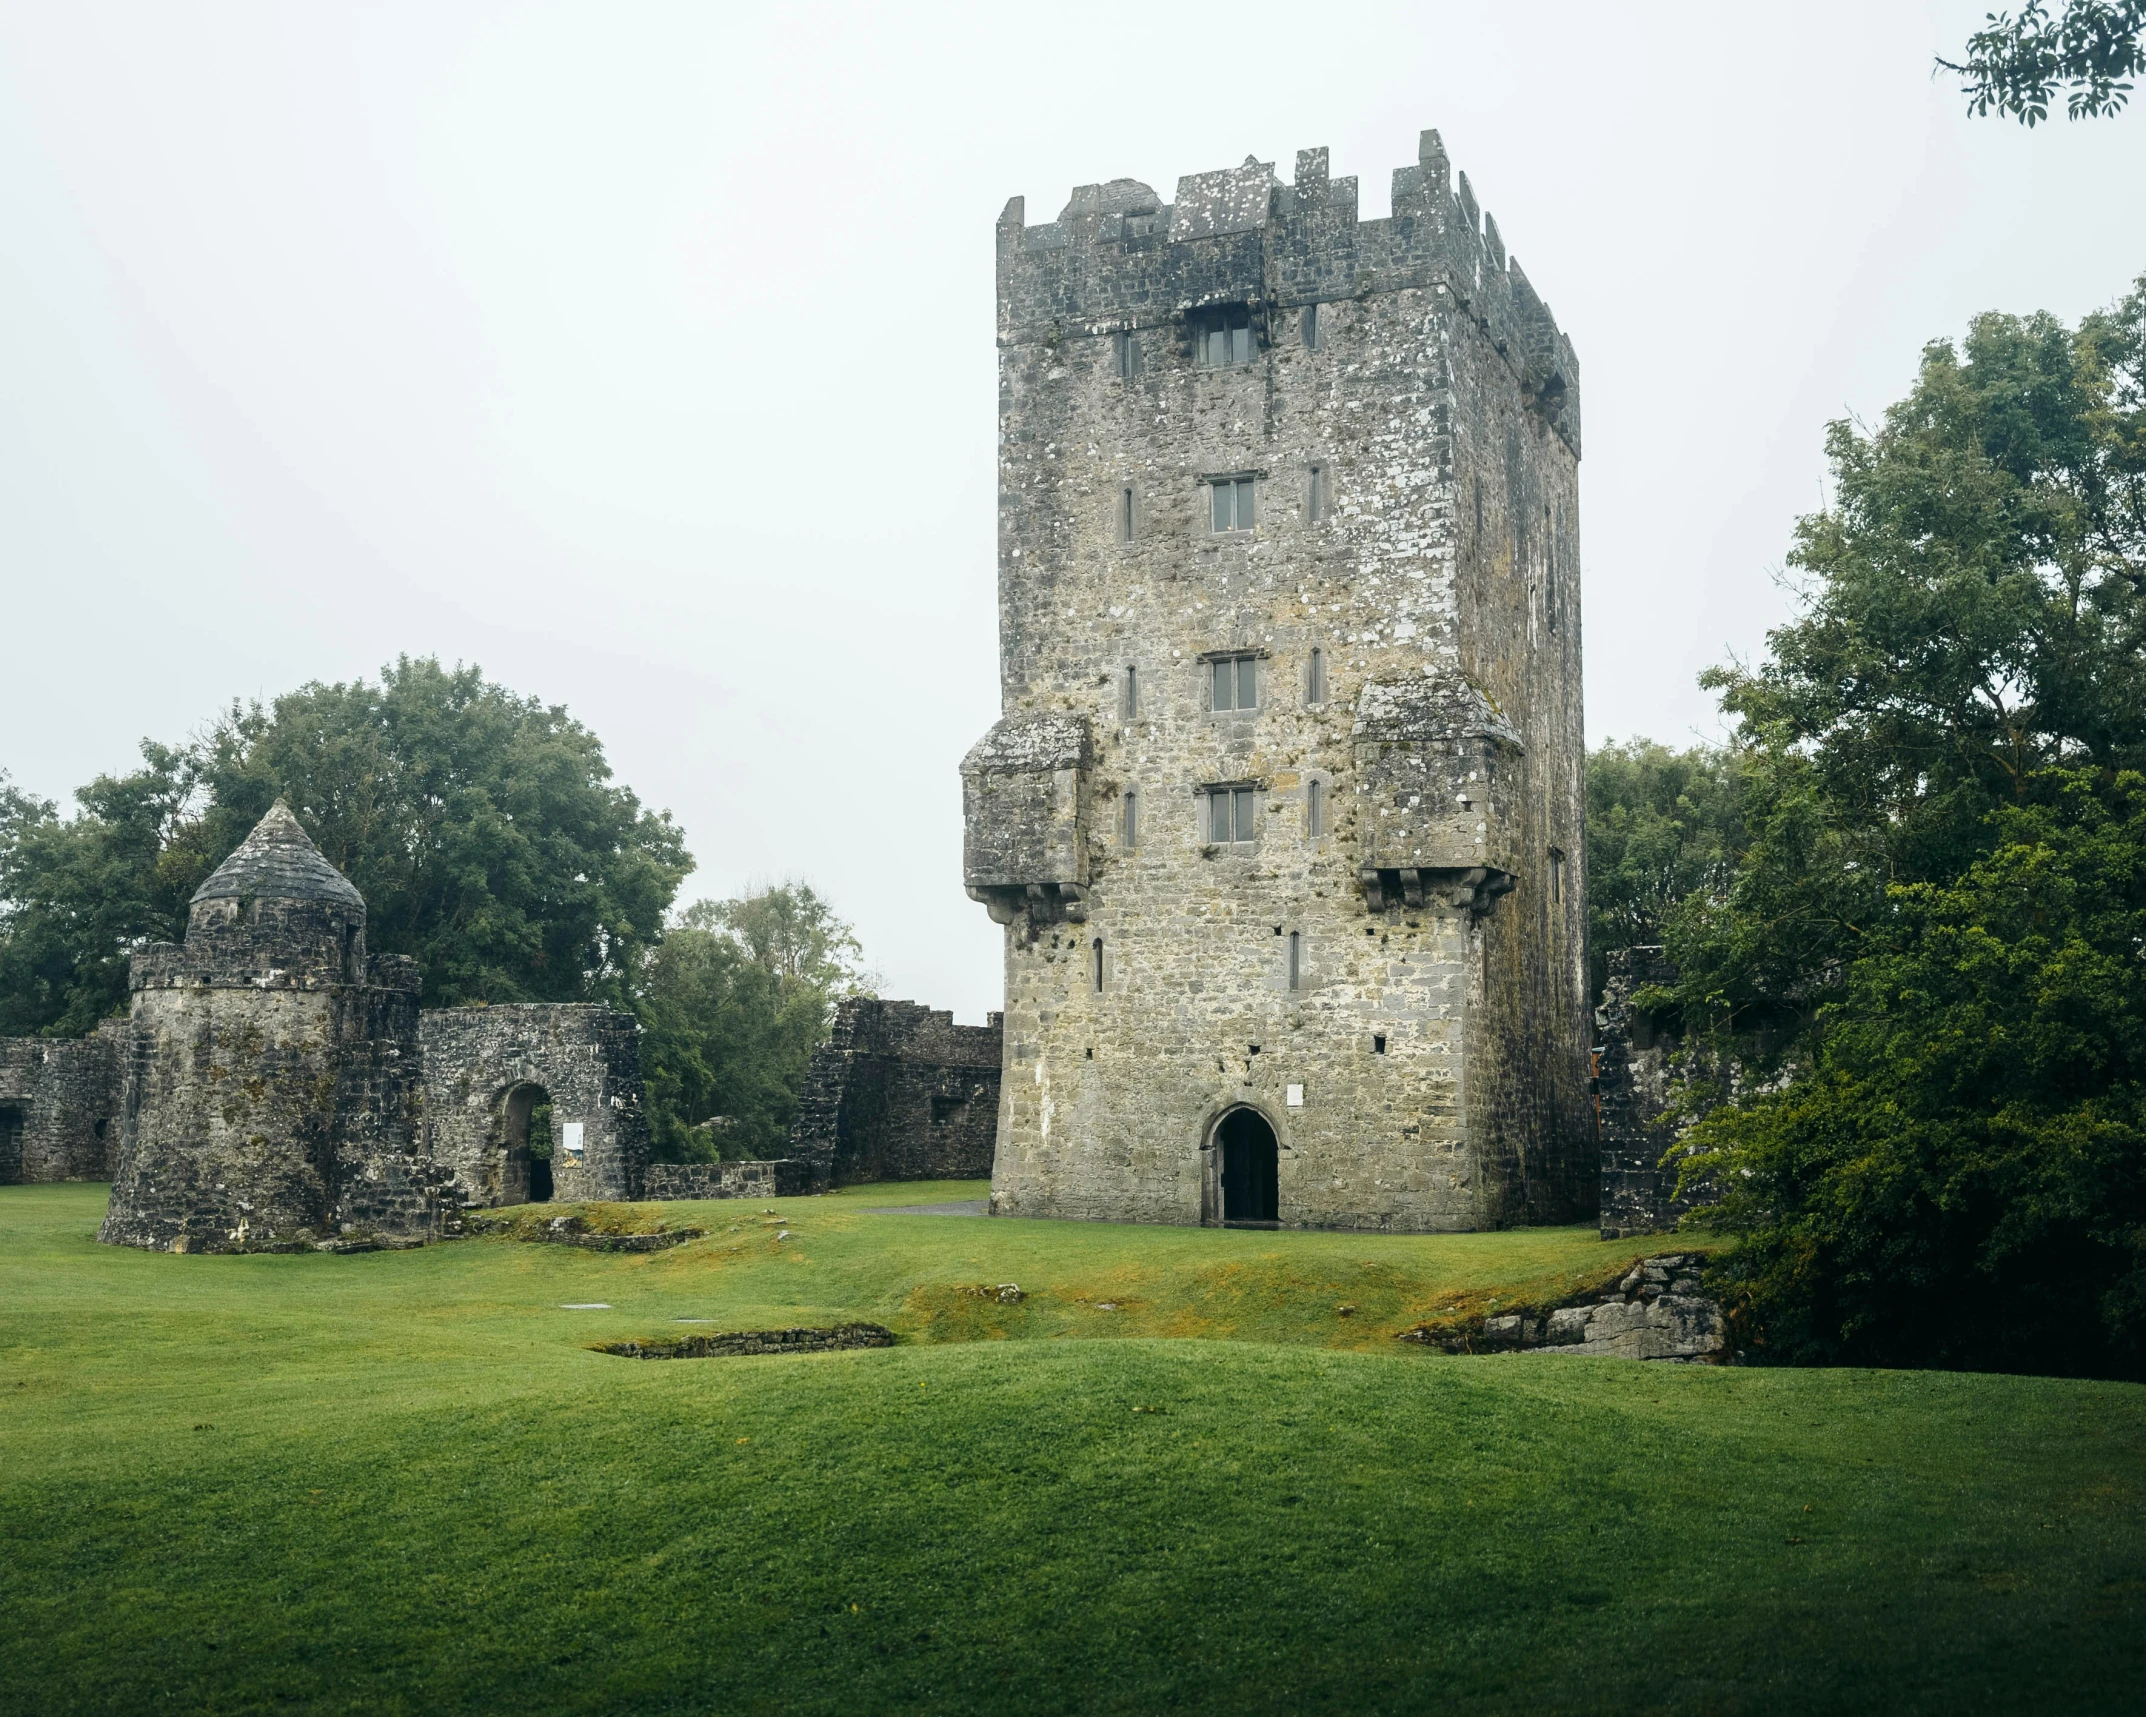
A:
503 1083 554 1204
1216 1107 1279 1227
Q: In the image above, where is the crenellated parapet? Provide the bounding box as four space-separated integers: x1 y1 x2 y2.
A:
996 129 1580 455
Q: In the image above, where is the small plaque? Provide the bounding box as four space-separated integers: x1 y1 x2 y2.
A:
562 1120 586 1157
1285 1084 1304 1108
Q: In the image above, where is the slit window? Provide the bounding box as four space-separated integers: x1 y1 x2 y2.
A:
1092 938 1105 992
1307 646 1325 705
1205 785 1257 846
1193 306 1254 367
1307 463 1326 525
1546 504 1558 633
1210 654 1258 712
1288 931 1302 991
1117 485 1135 543
1122 664 1139 718
1209 475 1255 533
1300 303 1320 349
1113 329 1140 377
1373 1034 1388 1055
1550 847 1565 904
1123 788 1138 847
1306 778 1325 837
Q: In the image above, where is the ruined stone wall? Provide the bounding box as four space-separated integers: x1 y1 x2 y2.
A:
100 901 439 1252
971 133 1587 1231
1595 946 1723 1239
0 1019 122 1183
642 1159 814 1200
788 999 1002 1187
419 1004 648 1207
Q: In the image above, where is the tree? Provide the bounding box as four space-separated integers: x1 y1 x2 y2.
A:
635 883 871 1162
0 658 691 1031
1941 1 2146 123
1584 738 1746 1001
1668 279 2146 1377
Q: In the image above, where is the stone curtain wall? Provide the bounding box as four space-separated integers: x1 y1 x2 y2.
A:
1595 946 1723 1239
972 132 1591 1232
0 1021 122 1183
419 1005 649 1207
787 999 1003 1187
642 1159 814 1200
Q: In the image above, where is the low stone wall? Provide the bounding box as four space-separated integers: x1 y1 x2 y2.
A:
595 1324 896 1359
641 1159 813 1200
1400 1253 1727 1363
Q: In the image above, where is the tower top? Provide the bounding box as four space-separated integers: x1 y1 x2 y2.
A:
191 801 365 917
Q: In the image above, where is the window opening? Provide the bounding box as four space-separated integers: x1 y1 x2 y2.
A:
1123 788 1138 847
1288 931 1302 991
1550 847 1565 904
1118 485 1135 543
1113 329 1140 377
1210 653 1258 711
1209 475 1256 533
1306 778 1325 837
1206 785 1257 845
1373 1034 1387 1055
1546 503 1558 633
1307 646 1325 705
1307 464 1325 525
1092 938 1104 992
1300 303 1319 349
1193 305 1254 367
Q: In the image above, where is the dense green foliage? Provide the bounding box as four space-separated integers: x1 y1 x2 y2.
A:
1942 0 2145 124
0 658 689 1030
2 1184 2141 1715
1671 281 2146 1377
637 885 870 1161
1583 738 1744 999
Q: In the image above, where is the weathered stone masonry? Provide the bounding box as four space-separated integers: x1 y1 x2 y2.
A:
787 998 1003 1187
90 803 648 1252
965 131 1590 1231
0 1021 122 1183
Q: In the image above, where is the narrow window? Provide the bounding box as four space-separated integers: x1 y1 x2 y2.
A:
1373 1033 1388 1055
1092 938 1104 992
1307 646 1325 705
1122 664 1139 718
1545 503 1557 633
1306 778 1325 837
1300 303 1319 348
1209 475 1255 533
1118 485 1135 543
1550 847 1565 904
1307 463 1325 525
1288 931 1302 991
1210 654 1258 712
1114 330 1140 377
1123 788 1138 847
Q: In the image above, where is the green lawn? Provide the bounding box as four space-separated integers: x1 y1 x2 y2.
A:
3 1182 2142 1715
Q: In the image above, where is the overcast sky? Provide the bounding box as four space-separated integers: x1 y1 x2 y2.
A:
3 2 2142 1022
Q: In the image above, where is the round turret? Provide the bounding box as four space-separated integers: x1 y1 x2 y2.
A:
189 800 365 920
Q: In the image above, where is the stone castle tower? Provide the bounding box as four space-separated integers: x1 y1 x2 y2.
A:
962 131 1589 1231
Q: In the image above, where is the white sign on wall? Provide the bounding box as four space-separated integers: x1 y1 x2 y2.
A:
562 1121 586 1158
1285 1084 1304 1108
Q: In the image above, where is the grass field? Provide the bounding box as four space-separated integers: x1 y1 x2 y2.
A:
3 1181 2143 1715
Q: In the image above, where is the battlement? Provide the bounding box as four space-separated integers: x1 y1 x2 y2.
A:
997 128 1579 454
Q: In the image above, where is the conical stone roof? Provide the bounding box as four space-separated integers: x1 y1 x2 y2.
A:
190 801 365 915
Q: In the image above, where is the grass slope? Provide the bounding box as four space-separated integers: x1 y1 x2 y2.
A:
3 1183 2142 1715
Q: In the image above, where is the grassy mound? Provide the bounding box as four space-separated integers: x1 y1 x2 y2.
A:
3 1183 2142 1714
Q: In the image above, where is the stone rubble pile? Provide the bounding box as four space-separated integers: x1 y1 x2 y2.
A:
1403 1254 1728 1362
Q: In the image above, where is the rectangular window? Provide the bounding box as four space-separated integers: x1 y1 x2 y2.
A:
1288 930 1302 991
1123 788 1138 847
1209 476 1255 532
1306 646 1325 705
1092 938 1105 992
1193 306 1254 368
1113 330 1140 377
1550 847 1565 904
1122 664 1139 718
1300 303 1319 349
1210 654 1258 712
1306 464 1325 525
1306 777 1325 837
1117 485 1135 543
1205 785 1256 845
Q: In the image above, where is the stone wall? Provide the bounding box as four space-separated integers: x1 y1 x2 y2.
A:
1402 1252 1727 1362
788 999 1003 1187
970 132 1590 1231
420 1005 649 1207
0 1020 122 1183
1595 946 1720 1239
642 1159 814 1200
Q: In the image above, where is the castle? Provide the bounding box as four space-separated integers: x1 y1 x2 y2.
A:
962 131 1591 1231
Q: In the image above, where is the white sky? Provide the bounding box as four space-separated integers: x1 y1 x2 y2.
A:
2 2 2143 1023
